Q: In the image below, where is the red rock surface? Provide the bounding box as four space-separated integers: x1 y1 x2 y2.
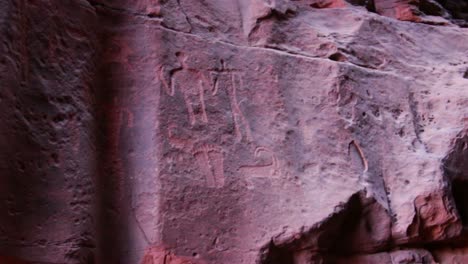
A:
0 0 468 263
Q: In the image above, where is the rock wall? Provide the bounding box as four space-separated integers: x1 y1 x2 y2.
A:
0 0 467 263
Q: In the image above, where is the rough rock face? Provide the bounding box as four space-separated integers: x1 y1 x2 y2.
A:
0 0 468 263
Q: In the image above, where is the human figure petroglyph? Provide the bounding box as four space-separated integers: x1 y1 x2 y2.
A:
159 55 258 188
159 52 211 126
239 146 279 189
160 55 252 141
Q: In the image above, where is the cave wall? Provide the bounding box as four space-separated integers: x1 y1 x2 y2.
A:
0 0 468 263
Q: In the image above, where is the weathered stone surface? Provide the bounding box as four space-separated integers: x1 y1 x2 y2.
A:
0 0 468 263
0 0 99 262
140 246 205 264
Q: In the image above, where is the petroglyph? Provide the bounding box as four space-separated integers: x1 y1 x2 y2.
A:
210 60 252 142
348 139 373 190
348 140 369 173
160 55 252 141
158 65 177 96
239 147 279 189
167 126 225 188
167 123 194 150
192 144 225 188
160 52 211 126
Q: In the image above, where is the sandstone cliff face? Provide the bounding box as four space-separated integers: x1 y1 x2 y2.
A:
0 0 467 263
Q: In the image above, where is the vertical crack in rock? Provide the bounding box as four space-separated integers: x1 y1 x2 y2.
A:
408 91 428 152
443 132 468 227
175 0 193 32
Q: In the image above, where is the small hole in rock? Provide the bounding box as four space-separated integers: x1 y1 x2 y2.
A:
51 153 59 163
328 52 347 62
147 12 160 18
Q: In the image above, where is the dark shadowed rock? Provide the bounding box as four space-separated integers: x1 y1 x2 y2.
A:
0 0 468 263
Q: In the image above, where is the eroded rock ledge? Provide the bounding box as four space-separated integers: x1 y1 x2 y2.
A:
261 133 468 263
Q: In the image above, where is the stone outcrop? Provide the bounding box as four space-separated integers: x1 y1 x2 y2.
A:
0 0 467 263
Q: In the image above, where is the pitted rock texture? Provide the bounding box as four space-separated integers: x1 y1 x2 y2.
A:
0 0 468 263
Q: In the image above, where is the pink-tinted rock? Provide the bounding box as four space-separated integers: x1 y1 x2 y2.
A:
308 0 349 9
373 0 422 21
141 246 205 264
332 249 436 264
433 246 468 264
406 191 462 243
0 256 29 264
1 0 468 263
